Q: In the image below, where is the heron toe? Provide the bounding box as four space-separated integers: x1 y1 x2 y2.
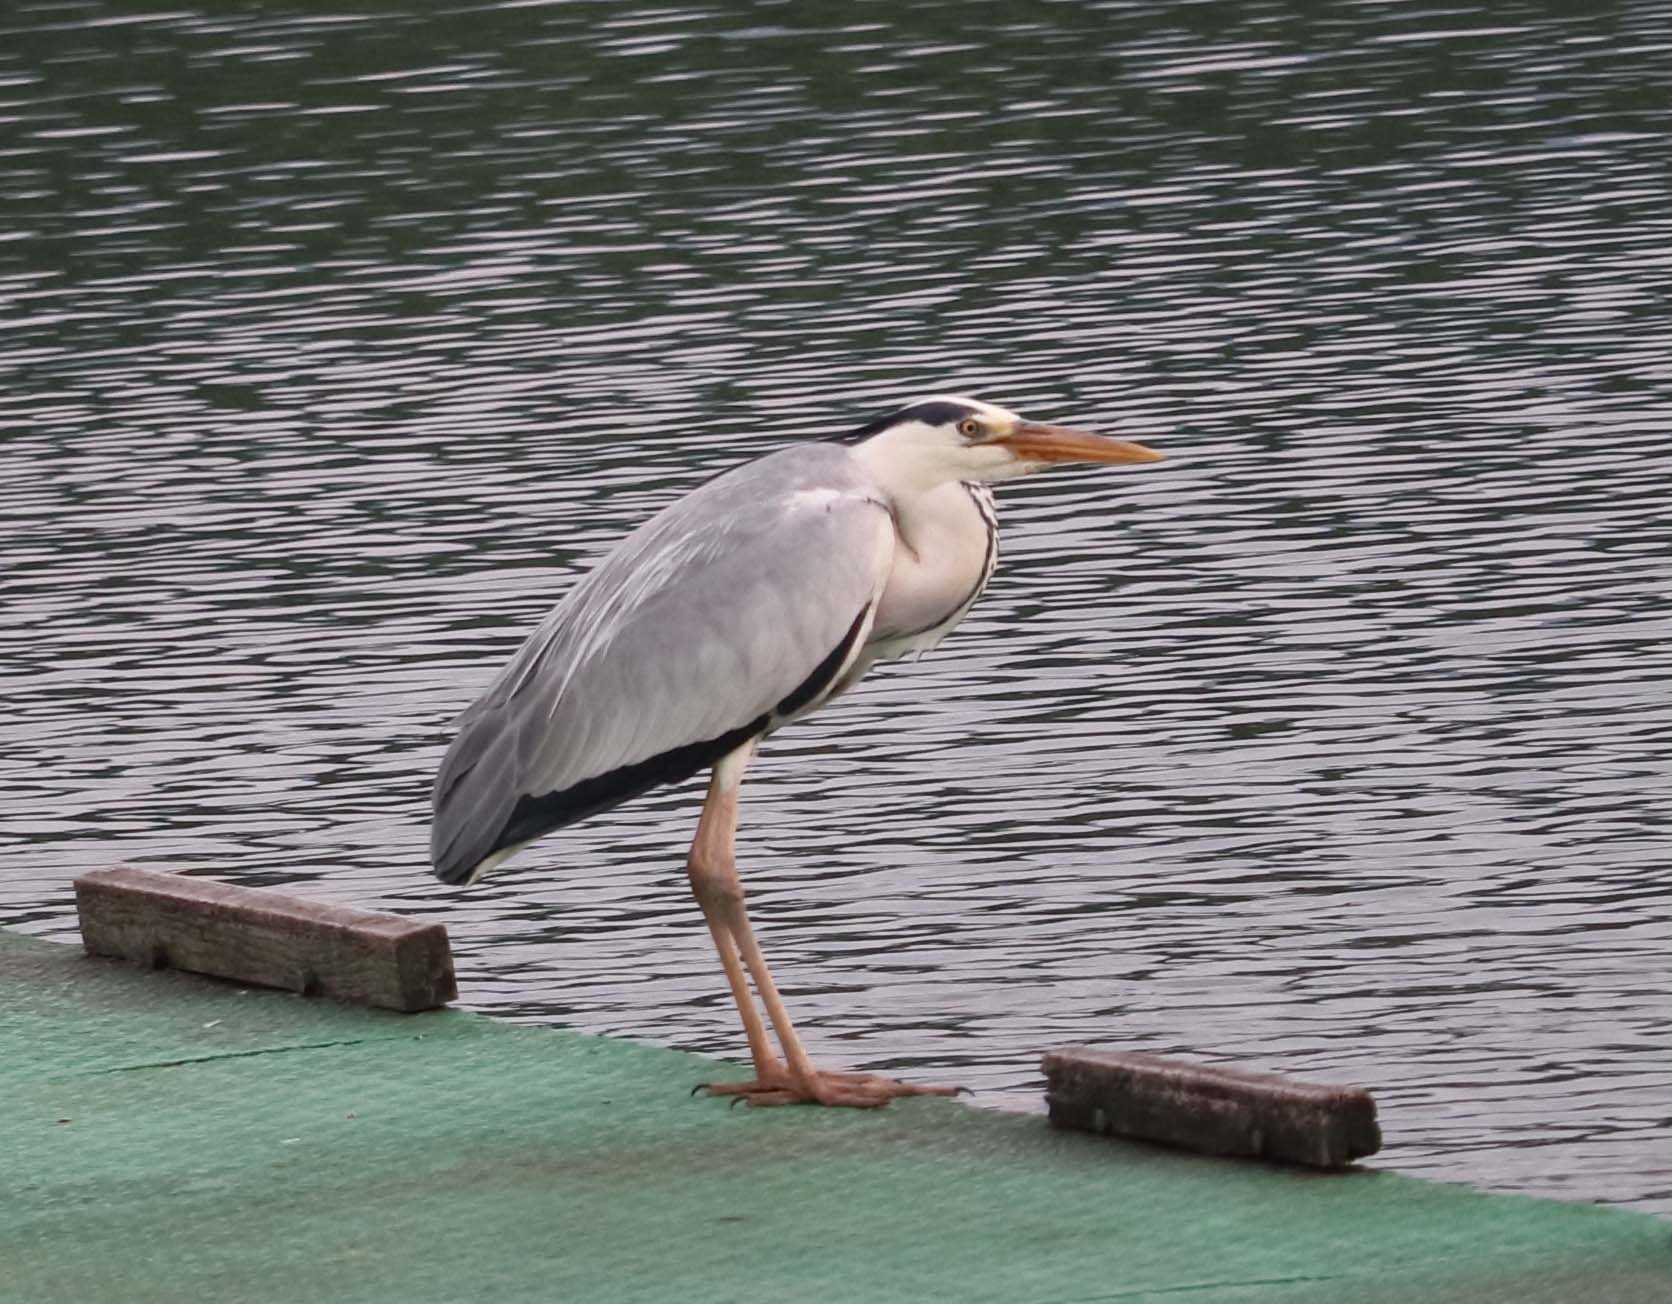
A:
696 1066 964 1109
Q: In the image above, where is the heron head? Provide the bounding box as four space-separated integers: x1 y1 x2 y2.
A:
851 395 1163 493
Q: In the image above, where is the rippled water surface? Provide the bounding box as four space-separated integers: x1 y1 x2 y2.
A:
5 2 1671 1213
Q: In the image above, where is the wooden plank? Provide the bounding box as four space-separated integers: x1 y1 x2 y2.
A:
74 868 457 1012
1042 1047 1381 1170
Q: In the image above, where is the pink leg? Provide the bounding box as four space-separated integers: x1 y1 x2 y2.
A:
686 743 963 1108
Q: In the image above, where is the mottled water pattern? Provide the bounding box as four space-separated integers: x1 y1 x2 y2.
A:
4 2 1671 1212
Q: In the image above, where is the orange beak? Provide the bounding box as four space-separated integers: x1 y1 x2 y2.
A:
996 422 1165 466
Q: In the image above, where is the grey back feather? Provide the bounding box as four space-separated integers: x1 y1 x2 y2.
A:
431 443 895 883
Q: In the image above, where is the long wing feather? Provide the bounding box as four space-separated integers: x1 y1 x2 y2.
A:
431 443 894 884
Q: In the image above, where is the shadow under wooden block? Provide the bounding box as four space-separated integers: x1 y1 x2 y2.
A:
75 867 457 1012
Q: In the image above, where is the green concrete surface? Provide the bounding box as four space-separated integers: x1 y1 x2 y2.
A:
3 930 1667 1303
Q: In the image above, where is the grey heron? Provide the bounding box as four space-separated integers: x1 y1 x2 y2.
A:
431 396 1164 1107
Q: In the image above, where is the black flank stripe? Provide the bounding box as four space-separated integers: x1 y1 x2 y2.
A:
495 711 770 856
488 603 874 858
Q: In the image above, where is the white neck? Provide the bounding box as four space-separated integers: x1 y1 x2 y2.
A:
853 424 948 501
853 422 1012 504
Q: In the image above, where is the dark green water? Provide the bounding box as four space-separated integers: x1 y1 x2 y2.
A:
4 3 1670 1212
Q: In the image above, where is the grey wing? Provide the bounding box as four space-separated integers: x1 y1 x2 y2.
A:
430 445 895 884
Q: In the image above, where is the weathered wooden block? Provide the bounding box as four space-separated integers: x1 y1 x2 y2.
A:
75 868 457 1012
1042 1047 1381 1170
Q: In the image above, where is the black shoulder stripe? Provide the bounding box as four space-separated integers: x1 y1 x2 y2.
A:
775 604 871 719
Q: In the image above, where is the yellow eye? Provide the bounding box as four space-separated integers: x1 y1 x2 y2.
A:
958 418 982 439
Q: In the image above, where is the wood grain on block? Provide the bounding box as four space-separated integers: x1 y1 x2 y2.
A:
74 868 457 1012
1043 1047 1381 1170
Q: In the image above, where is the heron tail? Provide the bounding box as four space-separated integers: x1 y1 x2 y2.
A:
430 708 524 885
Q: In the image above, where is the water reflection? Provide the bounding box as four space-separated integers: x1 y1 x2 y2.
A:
3 2 1670 1213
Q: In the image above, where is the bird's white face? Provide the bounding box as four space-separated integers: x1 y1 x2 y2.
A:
853 394 1164 496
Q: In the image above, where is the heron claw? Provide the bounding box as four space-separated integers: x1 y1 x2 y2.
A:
693 1066 964 1109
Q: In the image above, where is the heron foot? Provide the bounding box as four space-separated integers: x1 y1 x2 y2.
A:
695 1063 964 1109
